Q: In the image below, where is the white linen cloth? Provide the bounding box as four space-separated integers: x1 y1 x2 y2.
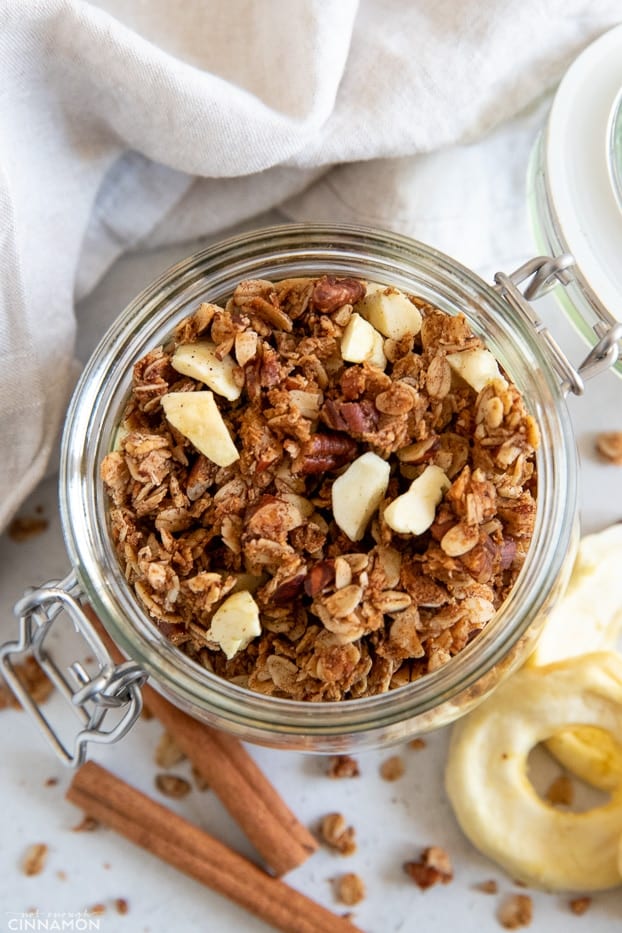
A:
1 0 620 531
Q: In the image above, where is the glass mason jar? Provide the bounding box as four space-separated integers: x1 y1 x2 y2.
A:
6 220 621 766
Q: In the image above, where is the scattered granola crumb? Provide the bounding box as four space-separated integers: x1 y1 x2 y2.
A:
8 515 49 542
404 845 453 889
56 870 67 881
155 773 192 799
103 863 111 870
473 879 498 894
328 755 360 779
379 755 405 781
498 893 533 929
22 844 48 877
191 765 210 791
569 897 591 916
115 898 130 915
44 777 59 787
335 872 366 906
72 816 99 832
545 774 574 806
409 738 426 750
88 904 106 916
0 658 52 710
596 431 622 465
320 813 357 855
154 731 186 769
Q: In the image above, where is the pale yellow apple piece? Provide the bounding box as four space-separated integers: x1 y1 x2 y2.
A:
445 652 622 891
384 465 450 535
332 452 390 542
545 726 622 793
530 523 622 667
446 347 505 393
208 590 261 660
288 389 322 419
340 313 378 363
161 391 239 467
356 283 422 339
367 329 387 369
172 341 242 401
529 525 622 789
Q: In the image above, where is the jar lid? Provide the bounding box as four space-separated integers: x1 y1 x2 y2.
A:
544 25 622 329
609 86 622 213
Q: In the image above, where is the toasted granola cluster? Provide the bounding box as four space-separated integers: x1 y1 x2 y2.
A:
101 274 539 701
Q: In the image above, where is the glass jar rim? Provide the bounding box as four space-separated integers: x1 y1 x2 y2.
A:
59 223 577 743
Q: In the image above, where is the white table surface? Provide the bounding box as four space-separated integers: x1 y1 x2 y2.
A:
1 231 622 933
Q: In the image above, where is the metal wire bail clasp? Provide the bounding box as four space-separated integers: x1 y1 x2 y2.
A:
494 254 622 395
0 572 147 767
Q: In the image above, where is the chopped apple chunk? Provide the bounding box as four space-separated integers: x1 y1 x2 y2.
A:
384 465 450 535
446 347 506 393
208 590 261 659
172 341 241 401
161 391 239 467
332 452 390 542
356 283 422 339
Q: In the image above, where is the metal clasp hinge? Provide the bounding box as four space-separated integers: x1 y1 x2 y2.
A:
494 255 622 396
0 572 147 767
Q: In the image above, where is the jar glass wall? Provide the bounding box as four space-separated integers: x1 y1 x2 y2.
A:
60 225 577 751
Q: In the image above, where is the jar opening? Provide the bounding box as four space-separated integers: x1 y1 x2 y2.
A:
60 225 577 749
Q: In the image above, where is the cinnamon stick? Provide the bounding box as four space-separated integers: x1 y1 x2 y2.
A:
67 763 361 933
85 607 317 875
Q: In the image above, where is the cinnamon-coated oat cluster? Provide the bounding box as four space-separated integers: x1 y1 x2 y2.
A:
101 274 538 700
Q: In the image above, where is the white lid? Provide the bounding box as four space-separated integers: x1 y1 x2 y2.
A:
546 25 622 322
609 86 622 213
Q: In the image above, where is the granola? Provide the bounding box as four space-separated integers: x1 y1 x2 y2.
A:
404 845 453 889
101 275 539 700
335 872 366 906
154 774 192 799
320 812 357 855
596 430 622 465
497 893 533 929
327 755 360 778
21 843 48 877
154 731 186 769
379 755 405 781
568 897 591 916
0 657 52 710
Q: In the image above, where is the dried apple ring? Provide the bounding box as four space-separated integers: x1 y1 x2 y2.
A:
545 726 622 793
445 652 622 890
529 524 622 668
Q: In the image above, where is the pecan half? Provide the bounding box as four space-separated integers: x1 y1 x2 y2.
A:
338 400 379 435
294 433 358 474
312 276 366 313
